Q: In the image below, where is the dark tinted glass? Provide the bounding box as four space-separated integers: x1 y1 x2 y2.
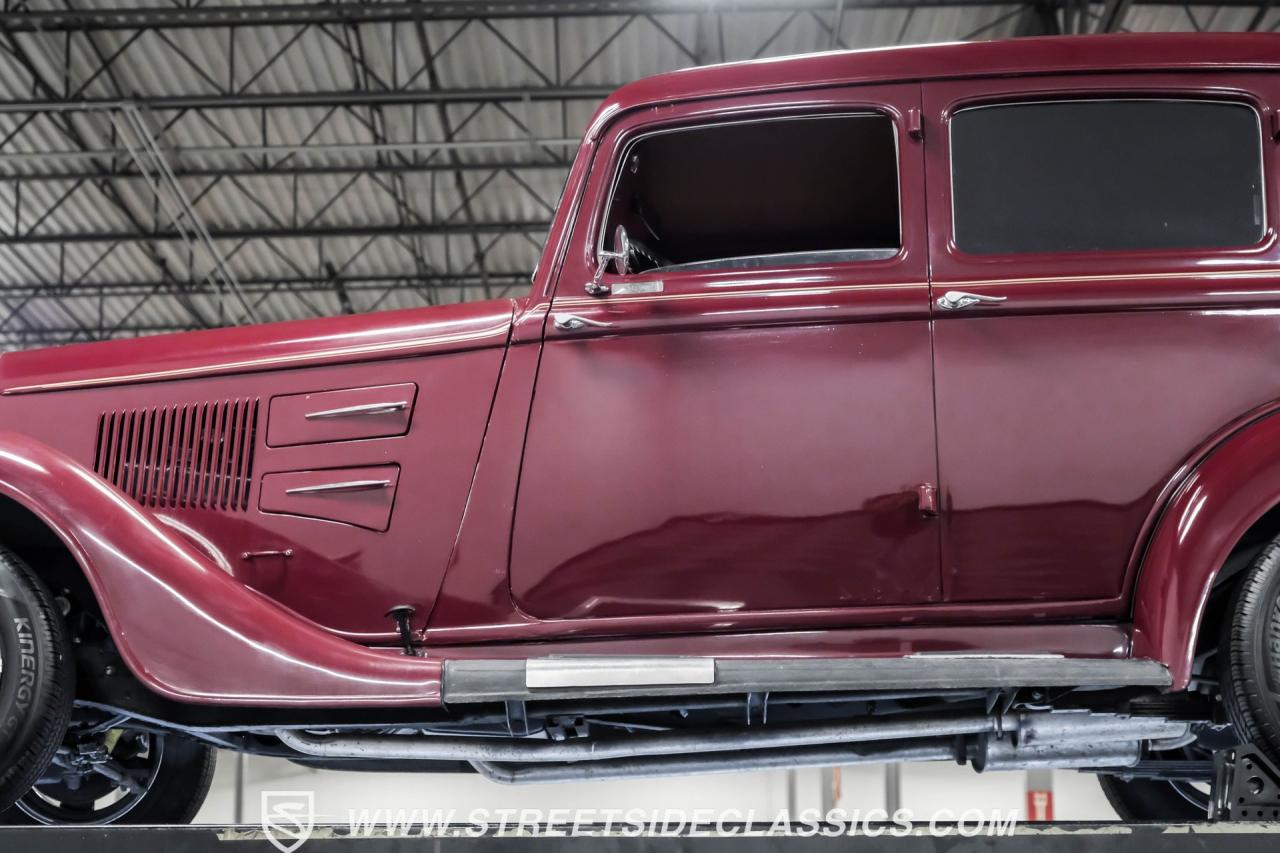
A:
603 114 900 271
951 100 1264 254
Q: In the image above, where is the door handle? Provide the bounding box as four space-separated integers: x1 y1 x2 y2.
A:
285 479 392 495
553 313 613 331
936 291 1007 311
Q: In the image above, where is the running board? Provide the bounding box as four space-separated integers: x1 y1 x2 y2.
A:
441 655 1171 704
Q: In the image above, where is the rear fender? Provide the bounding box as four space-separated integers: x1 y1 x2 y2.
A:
0 431 440 706
1132 410 1280 689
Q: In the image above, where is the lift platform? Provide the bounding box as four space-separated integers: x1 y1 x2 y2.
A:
3 822 1280 853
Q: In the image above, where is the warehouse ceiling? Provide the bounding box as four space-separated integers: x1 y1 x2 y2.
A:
0 0 1274 349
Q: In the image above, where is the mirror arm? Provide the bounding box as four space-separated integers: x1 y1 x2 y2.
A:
586 249 625 297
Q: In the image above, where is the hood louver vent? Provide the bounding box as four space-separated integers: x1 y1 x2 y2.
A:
93 399 259 511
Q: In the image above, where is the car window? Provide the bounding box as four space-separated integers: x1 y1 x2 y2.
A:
950 99 1265 255
601 113 900 274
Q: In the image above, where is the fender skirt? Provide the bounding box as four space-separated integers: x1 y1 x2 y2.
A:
1132 411 1280 691
0 431 441 706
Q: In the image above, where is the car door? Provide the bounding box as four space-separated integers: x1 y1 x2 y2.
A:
510 84 942 624
923 74 1280 609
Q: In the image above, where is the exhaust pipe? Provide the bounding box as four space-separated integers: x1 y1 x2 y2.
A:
275 712 1189 784
470 741 960 784
468 739 1147 784
277 714 1000 763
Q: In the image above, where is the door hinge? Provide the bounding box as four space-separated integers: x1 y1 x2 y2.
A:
916 483 939 517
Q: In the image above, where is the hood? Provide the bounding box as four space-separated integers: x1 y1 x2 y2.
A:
0 298 516 396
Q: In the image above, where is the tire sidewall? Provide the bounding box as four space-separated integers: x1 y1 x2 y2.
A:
0 575 59 775
1247 566 1280 728
1229 546 1280 762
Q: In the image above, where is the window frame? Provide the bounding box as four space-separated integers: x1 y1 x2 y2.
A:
594 110 905 276
946 96 1269 259
923 75 1280 285
565 92 923 304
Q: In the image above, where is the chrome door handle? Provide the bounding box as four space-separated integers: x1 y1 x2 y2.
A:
936 291 1008 311
553 313 613 331
285 479 392 495
304 401 408 419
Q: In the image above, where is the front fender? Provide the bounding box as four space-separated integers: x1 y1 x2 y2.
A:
1132 409 1280 690
0 431 440 706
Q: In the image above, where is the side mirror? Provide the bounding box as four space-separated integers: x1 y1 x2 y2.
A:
586 225 633 297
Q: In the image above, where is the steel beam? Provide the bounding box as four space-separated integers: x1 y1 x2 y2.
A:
0 0 1268 33
0 273 531 299
0 159 570 185
0 222 546 246
0 88 611 115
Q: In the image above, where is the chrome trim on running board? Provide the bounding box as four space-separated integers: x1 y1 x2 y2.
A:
525 657 715 689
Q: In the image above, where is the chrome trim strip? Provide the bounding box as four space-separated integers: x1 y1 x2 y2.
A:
304 401 408 419
905 652 1065 659
940 267 1280 289
525 656 715 689
284 479 392 495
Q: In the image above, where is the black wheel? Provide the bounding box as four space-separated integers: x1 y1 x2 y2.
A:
1097 774 1210 821
1222 535 1280 767
2 726 216 825
0 546 74 813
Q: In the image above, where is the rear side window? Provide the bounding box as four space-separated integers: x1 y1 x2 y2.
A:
950 100 1265 255
602 114 900 274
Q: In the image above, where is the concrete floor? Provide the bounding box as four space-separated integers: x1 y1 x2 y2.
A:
196 754 1123 826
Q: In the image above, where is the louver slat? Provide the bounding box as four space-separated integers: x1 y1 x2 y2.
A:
92 398 259 511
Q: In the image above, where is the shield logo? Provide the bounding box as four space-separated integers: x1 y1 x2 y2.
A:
261 790 315 853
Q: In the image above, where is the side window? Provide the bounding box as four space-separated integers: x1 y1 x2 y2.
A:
601 113 900 274
950 99 1265 255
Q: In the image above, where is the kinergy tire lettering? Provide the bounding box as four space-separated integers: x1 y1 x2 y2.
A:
0 616 37 740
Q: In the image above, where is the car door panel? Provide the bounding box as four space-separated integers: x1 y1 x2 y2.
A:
923 73 1280 606
511 84 941 621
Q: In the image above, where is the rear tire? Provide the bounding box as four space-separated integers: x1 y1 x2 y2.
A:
0 546 74 813
1222 536 1280 767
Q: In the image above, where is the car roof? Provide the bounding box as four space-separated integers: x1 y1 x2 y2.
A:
586 32 1280 139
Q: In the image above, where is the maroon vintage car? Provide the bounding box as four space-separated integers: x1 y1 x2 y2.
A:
1 31 1279 825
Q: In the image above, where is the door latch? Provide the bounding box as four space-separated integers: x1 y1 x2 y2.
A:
917 483 939 517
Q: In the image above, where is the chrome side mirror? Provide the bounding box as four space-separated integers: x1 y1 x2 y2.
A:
585 225 633 297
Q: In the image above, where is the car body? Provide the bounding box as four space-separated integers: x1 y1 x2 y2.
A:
3 32 1280 813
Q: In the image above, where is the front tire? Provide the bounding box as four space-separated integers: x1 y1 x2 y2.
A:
0 546 74 813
